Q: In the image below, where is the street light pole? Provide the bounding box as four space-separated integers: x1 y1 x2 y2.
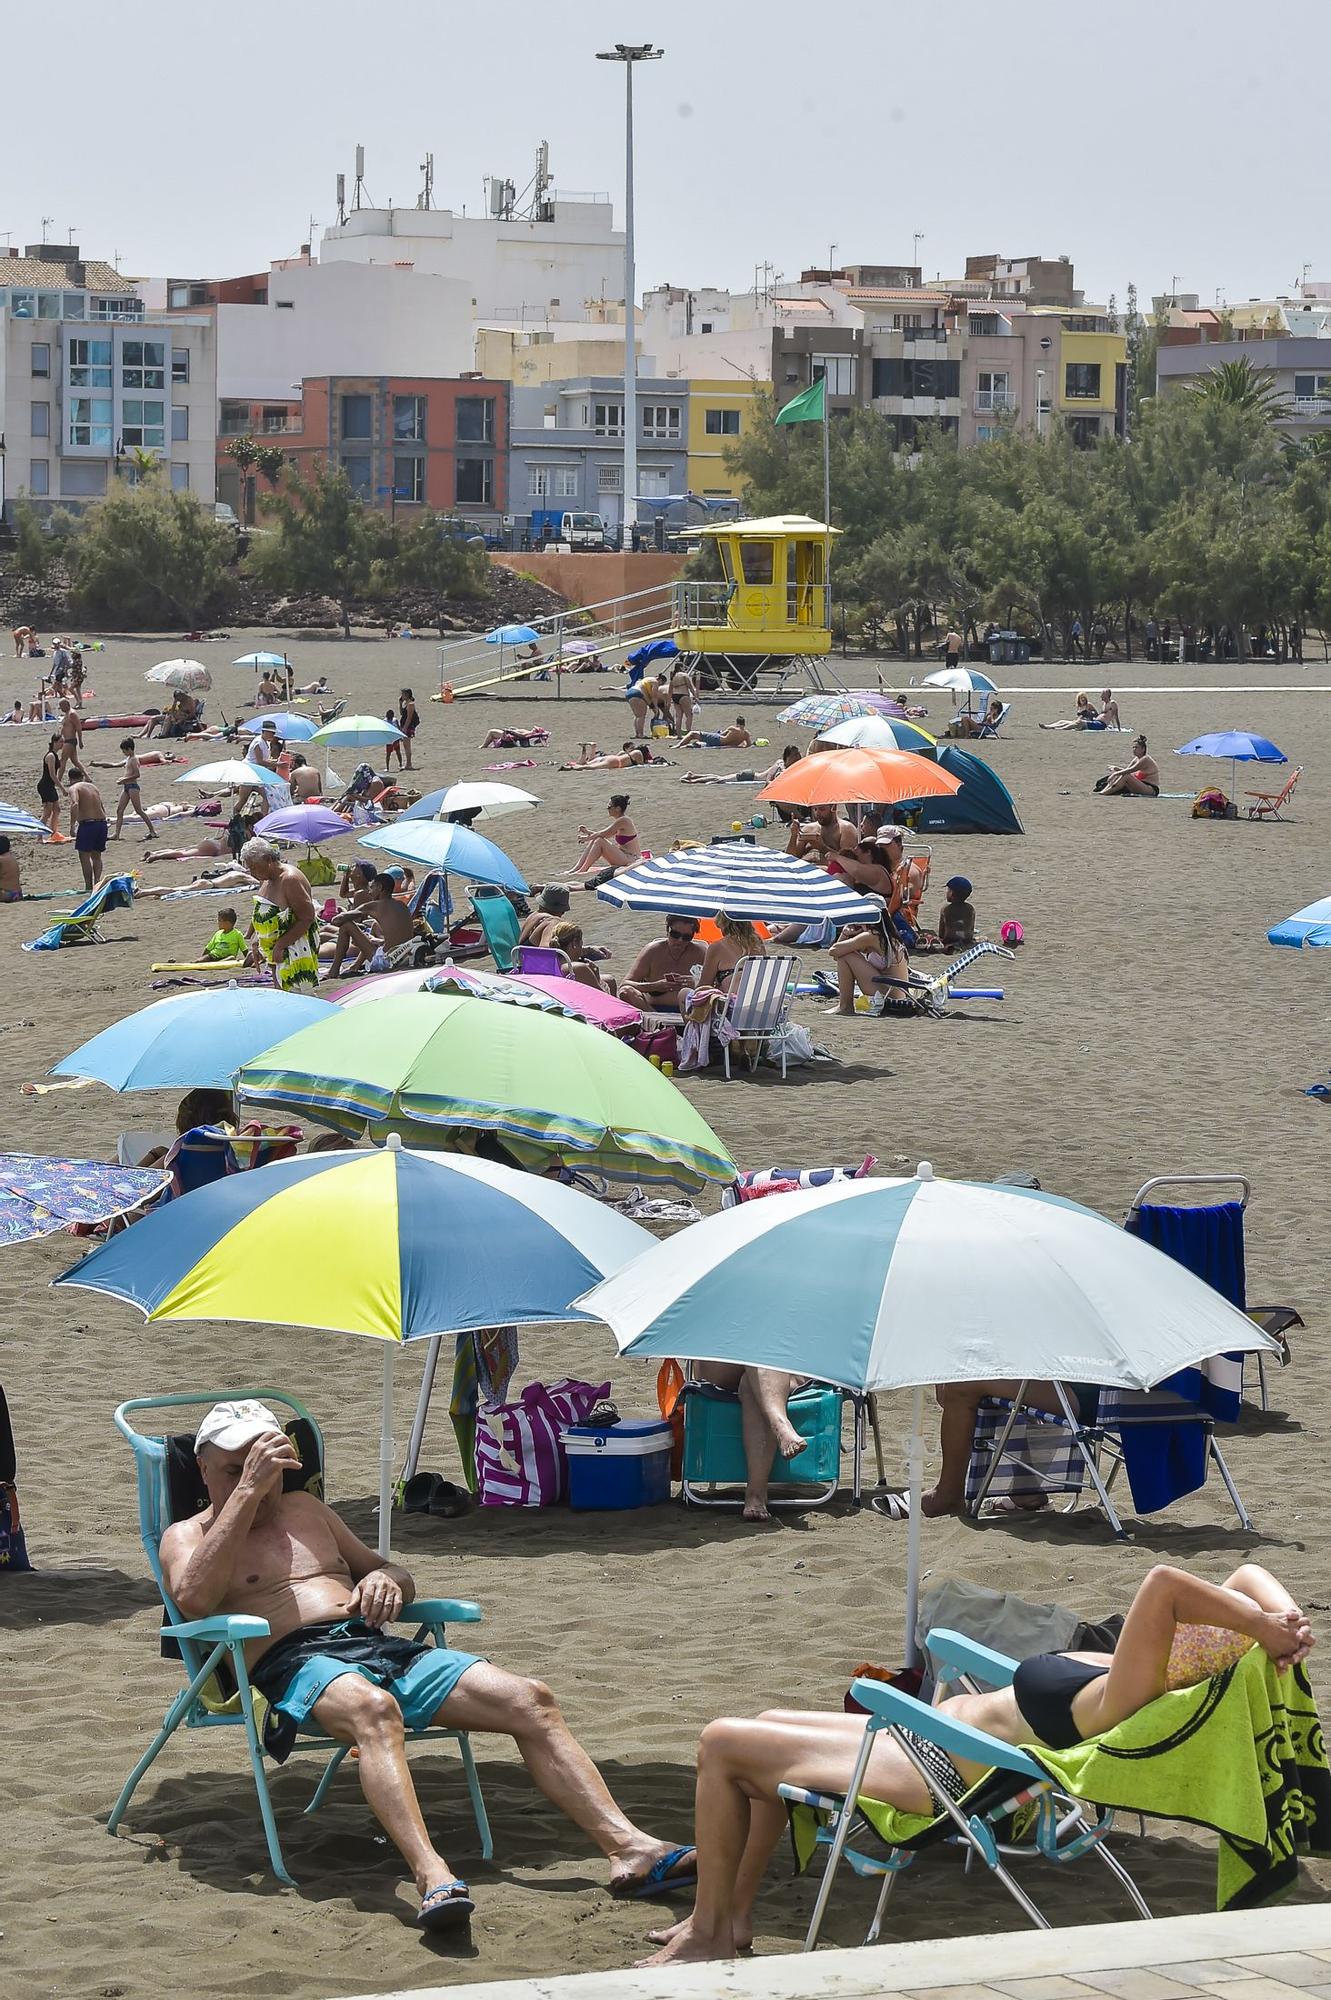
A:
597 41 662 546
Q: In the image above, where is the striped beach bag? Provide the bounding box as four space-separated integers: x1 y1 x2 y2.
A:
475 1378 610 1507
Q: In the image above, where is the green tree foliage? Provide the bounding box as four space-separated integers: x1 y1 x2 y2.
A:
12 499 54 583
246 462 390 638
387 514 489 635
69 472 236 628
1188 356 1289 419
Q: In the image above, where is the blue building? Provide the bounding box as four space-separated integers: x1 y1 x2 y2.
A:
508 377 690 538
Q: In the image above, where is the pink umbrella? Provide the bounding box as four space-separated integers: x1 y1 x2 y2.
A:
517 974 641 1033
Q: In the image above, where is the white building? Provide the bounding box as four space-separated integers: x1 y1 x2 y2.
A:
0 246 216 514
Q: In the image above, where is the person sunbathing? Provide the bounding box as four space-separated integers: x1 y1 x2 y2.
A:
1099 735 1160 797
324 871 417 976
679 718 753 751
573 793 641 875
136 866 258 898
1099 687 1122 729
481 726 546 749
561 742 659 771
950 695 1006 739
160 1402 695 1934
639 1561 1313 1966
1040 693 1100 731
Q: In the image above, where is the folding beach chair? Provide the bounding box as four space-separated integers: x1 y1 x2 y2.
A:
515 944 567 977
976 701 1011 738
719 953 798 1077
1245 766 1300 819
469 887 520 972
680 1376 868 1509
21 873 136 952
780 1627 1150 1951
111 1389 491 1886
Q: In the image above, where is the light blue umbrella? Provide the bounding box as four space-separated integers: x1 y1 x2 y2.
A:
51 987 337 1092
358 820 528 893
0 802 50 837
1268 896 1331 949
310 714 405 749
241 712 318 741
233 651 289 670
485 624 540 646
176 759 290 793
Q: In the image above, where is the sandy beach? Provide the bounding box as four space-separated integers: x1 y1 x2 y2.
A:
2 631 1328 1997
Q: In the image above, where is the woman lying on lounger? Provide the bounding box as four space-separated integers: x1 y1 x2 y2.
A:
641 1562 1312 1966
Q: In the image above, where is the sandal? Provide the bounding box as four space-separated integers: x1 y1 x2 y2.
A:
417 1880 474 1932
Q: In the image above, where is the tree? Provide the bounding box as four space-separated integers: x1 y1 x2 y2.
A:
254 444 288 488
1188 357 1289 421
11 499 55 585
246 461 386 637
388 514 489 636
68 478 236 628
223 433 261 525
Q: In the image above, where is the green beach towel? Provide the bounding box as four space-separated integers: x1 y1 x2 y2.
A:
790 1652 1329 1912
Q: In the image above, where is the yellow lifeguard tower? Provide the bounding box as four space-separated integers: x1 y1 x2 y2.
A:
672 514 840 690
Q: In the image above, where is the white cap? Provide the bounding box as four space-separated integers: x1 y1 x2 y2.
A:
195 1399 283 1454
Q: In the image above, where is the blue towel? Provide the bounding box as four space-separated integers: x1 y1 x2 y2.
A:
22 873 136 951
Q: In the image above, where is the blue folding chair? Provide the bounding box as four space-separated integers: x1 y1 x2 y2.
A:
111 1388 491 1885
470 887 521 971
780 1627 1149 1951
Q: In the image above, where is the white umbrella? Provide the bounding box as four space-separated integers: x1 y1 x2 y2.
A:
399 780 540 823
921 667 998 696
578 1163 1279 1659
175 760 289 792
145 659 212 692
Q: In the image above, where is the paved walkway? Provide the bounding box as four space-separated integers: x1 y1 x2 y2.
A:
350 1904 1331 2000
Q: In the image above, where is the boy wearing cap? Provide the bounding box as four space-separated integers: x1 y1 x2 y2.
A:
160 1402 694 1933
938 876 975 950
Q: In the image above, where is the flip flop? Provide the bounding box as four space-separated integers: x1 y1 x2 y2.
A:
611 1845 698 1899
428 1480 471 1519
871 1490 911 1520
401 1472 442 1515
417 1880 474 1932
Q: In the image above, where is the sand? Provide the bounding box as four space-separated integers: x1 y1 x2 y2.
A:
1 632 1328 1997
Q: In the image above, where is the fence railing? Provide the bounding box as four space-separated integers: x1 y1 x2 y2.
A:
435 578 680 697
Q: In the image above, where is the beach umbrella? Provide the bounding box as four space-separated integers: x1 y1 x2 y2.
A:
758 747 962 810
54 1140 653 1553
240 712 318 741
579 1162 1281 1658
254 804 356 845
235 992 736 1188
51 987 336 1092
1177 731 1285 802
310 714 405 749
175 759 289 793
485 624 540 646
921 667 998 697
817 716 937 754
778 693 882 730
562 638 598 656
597 842 881 926
233 651 290 670
145 659 211 691
0 803 51 837
1268 896 1331 949
332 964 565 1014
400 780 539 824
358 819 528 894
0 1152 168 1244
498 974 642 1034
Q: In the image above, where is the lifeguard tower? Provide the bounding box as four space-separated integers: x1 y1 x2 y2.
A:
671 514 841 692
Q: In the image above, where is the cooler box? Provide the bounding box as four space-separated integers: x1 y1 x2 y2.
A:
564 1419 673 1510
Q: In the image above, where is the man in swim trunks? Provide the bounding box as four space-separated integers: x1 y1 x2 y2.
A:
160 1402 696 1933
56 698 83 777
66 766 109 889
621 916 706 1009
1099 735 1160 797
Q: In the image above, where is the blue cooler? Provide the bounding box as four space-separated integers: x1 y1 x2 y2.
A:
564 1419 673 1509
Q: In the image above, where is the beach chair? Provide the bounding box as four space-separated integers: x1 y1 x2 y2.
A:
469 887 520 972
21 872 136 951
1245 767 1300 819
976 701 1011 738
117 1129 175 1169
110 1388 491 1886
719 953 798 1077
781 1629 1150 1951
515 944 567 977
680 1378 861 1509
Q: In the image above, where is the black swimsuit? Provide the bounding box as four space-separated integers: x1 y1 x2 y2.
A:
1012 1654 1108 1749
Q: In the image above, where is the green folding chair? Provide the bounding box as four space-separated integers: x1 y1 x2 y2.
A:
111 1388 492 1885
469 886 521 972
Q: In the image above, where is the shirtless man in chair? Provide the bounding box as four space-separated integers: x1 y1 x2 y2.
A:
160 1402 695 1934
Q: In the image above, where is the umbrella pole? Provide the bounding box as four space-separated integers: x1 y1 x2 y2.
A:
904 1384 925 1667
402 1334 443 1488
378 1342 397 1559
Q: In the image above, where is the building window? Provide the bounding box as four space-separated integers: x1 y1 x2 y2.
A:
8 292 34 318
62 292 86 320
69 338 112 389
975 424 996 443
456 457 493 506
1293 373 1331 402
871 357 961 399
393 455 425 503
597 463 623 492
1064 362 1101 400
121 339 166 390
122 399 166 449
36 291 61 320
340 394 372 439
456 397 495 444
172 347 190 384
31 342 50 378
638 466 671 496
60 460 108 497
700 320 713 333
705 408 741 435
1067 414 1101 449
975 370 1010 411
528 465 551 498
641 404 681 439
593 402 624 437
260 408 288 433
28 459 49 496
393 394 427 443
219 403 249 435
171 406 189 441
554 465 578 497
170 463 190 491
68 396 113 448
340 453 372 497
30 401 49 438
812 353 857 396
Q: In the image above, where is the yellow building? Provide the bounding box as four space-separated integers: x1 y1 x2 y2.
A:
685 378 768 497
1053 326 1126 444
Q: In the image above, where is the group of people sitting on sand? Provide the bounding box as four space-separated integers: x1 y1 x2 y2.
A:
1041 689 1123 732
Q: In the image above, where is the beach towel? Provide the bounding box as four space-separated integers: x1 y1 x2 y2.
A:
150 958 247 973
791 1650 1329 1913
486 759 538 771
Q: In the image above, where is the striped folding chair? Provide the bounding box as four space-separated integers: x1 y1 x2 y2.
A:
719 953 798 1078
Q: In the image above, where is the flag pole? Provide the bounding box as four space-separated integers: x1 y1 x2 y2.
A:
822 385 831 532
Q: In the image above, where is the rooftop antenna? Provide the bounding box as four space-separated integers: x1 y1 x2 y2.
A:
912 230 924 269
516 141 551 221
67 225 76 245
306 214 317 249
353 145 368 211
1298 260 1312 294
418 152 434 210
335 174 347 225
40 214 54 241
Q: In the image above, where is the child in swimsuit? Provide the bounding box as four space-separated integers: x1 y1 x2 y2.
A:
112 738 156 841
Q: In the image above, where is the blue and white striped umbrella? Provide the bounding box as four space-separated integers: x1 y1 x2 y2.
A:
0 802 51 837
596 843 880 926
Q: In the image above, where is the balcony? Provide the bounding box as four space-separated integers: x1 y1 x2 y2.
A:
1290 396 1331 416
973 389 1015 412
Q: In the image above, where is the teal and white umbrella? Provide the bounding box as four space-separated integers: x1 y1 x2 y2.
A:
310 714 405 749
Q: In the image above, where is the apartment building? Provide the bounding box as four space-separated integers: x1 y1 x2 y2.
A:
0 243 216 516
264 376 509 525
509 379 688 532
686 380 764 497
1156 336 1331 441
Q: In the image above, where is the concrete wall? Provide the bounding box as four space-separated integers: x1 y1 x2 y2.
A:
492 549 684 611
213 263 476 399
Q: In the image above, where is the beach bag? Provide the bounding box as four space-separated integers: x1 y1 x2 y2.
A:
299 851 337 886
1192 787 1237 820
474 1377 610 1507
632 1025 679 1066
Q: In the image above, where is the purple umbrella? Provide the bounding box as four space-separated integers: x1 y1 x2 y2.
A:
254 805 356 845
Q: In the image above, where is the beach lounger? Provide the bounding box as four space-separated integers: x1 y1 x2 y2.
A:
110 1388 491 1886
680 1378 859 1509
719 953 798 1077
22 872 136 951
470 887 521 972
1245 767 1300 819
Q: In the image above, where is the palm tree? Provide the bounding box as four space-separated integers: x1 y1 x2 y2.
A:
1188 357 1289 420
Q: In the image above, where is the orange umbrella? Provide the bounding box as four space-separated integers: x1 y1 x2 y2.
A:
757 747 962 808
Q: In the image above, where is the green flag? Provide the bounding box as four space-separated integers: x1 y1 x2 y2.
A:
775 377 826 425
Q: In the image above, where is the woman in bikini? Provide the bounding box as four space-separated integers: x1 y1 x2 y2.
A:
641 1562 1313 1966
573 793 641 874
679 914 768 1074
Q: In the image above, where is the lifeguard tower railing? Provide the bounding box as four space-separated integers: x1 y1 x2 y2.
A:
435 579 678 699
